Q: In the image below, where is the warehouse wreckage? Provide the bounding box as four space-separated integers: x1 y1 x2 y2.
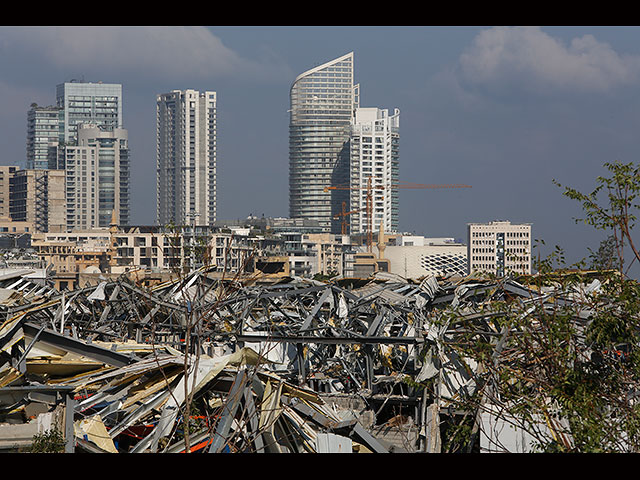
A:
0 265 620 452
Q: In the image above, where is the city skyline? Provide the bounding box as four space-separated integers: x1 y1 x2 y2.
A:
2 26 640 270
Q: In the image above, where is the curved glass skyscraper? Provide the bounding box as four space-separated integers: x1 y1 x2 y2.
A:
289 52 359 233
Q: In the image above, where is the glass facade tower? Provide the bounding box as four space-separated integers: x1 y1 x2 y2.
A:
56 81 123 144
289 52 359 233
26 105 64 170
63 124 130 230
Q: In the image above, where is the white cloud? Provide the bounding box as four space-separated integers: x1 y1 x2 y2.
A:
458 27 640 93
0 26 290 83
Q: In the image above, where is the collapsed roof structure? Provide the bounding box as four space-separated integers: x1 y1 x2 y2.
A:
0 266 628 452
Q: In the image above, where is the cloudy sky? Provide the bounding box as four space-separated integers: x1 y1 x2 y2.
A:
1 26 639 272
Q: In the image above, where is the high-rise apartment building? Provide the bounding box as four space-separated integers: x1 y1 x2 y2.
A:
21 80 129 231
9 169 66 233
27 81 122 170
156 89 217 227
289 52 359 233
0 166 18 219
56 81 123 144
349 107 400 235
467 221 532 276
26 104 64 170
63 124 130 230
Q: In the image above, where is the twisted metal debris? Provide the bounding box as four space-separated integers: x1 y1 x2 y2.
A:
0 266 623 452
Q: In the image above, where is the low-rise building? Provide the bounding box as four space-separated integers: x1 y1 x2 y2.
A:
467 220 532 276
31 224 276 289
381 236 467 279
305 233 352 277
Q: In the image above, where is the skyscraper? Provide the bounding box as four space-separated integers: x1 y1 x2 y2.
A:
349 107 400 235
26 104 63 170
63 124 130 230
56 81 123 144
24 80 129 231
289 52 359 233
156 89 217 227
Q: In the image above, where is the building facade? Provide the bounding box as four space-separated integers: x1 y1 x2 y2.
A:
0 166 18 219
467 221 532 276
289 52 359 234
384 242 467 279
23 81 127 231
63 124 130 230
349 107 400 235
9 169 66 233
156 89 217 227
56 81 123 144
26 104 64 170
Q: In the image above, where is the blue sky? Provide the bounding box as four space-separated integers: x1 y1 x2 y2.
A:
1 26 640 272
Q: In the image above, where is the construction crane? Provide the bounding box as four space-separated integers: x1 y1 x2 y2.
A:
324 177 472 252
333 201 360 235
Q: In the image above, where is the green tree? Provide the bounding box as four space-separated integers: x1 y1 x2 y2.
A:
588 235 618 271
436 161 640 452
30 428 65 453
554 160 640 276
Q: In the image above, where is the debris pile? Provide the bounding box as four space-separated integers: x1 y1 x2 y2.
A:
0 266 627 452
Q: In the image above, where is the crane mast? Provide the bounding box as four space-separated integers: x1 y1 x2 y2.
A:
324 177 472 252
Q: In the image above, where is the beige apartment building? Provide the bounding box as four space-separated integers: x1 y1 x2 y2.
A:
156 90 217 228
0 218 34 234
8 169 66 233
0 166 18 219
31 225 261 290
305 233 351 276
467 221 532 276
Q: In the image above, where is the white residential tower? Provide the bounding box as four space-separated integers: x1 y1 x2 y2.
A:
349 107 400 235
156 89 217 227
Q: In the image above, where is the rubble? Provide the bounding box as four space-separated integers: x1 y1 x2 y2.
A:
0 265 629 452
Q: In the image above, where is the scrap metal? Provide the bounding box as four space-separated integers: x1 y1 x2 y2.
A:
0 265 623 452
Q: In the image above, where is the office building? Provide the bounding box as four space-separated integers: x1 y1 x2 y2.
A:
63 124 130 230
26 104 64 170
467 220 532 276
349 107 400 235
56 81 123 144
289 52 359 233
156 89 217 227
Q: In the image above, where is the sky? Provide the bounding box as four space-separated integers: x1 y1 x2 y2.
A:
1 25 640 274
